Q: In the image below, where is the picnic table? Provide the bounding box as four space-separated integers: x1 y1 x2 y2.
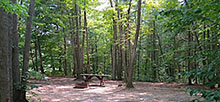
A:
80 74 110 86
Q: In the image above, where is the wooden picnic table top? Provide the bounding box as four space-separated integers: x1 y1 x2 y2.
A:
80 74 110 77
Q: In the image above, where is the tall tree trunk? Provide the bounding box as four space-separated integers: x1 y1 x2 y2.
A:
51 52 55 71
91 47 95 73
109 0 118 80
34 35 38 71
152 20 157 81
173 36 180 80
126 0 142 88
124 0 132 82
187 30 192 85
59 53 62 72
70 17 76 76
116 0 123 80
11 0 21 100
84 0 90 73
64 28 68 76
80 5 85 75
95 37 98 73
31 52 35 70
21 0 35 101
75 1 82 79
207 28 214 88
37 36 44 74
0 8 11 102
7 9 14 102
184 0 192 85
137 33 142 80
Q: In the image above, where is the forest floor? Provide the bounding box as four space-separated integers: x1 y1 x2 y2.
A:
27 77 203 102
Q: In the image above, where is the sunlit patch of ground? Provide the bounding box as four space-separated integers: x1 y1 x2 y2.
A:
27 77 200 102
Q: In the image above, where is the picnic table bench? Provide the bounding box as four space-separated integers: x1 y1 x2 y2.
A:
80 74 110 86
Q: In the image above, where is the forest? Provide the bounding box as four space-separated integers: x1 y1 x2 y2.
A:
0 0 219 102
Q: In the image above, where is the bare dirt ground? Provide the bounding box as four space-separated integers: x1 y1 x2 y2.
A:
27 77 200 102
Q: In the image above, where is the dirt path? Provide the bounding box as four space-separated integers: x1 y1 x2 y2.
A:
27 77 198 102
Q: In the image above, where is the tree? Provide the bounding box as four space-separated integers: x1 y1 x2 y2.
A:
109 0 118 80
84 0 90 74
126 0 142 88
21 0 36 101
37 35 44 74
74 0 83 79
12 0 21 101
0 7 12 102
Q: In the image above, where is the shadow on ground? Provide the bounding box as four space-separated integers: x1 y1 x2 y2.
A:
28 77 199 102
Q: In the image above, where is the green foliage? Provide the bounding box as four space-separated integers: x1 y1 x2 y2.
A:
159 0 220 101
14 0 219 101
27 91 42 102
28 71 47 80
45 70 65 77
187 88 220 102
0 0 28 15
14 71 41 92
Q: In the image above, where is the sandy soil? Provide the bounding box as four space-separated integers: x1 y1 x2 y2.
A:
27 77 200 102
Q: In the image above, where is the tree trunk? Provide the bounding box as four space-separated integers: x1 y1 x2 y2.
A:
124 0 132 82
187 30 192 85
75 1 82 79
80 6 85 75
95 37 98 73
126 0 142 88
84 0 90 73
21 0 35 101
34 35 38 71
11 0 21 100
109 0 118 80
59 53 62 72
184 0 192 85
137 32 142 80
51 52 55 71
173 36 180 80
69 17 76 76
7 9 14 102
152 20 157 81
0 8 11 102
37 36 44 74
64 28 68 76
116 0 123 80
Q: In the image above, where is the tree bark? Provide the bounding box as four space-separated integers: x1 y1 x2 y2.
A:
187 30 192 85
75 1 82 79
0 8 11 102
69 17 76 76
12 0 21 100
126 0 142 88
51 52 55 71
95 37 98 73
37 36 44 74
124 0 132 82
59 53 62 71
116 0 123 80
80 5 85 76
152 20 157 81
34 35 38 71
109 0 118 80
21 0 35 101
64 28 68 76
137 33 142 80
84 0 90 73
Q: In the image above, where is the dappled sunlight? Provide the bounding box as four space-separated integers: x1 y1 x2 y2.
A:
84 87 116 94
28 77 199 102
56 86 73 89
51 99 61 102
